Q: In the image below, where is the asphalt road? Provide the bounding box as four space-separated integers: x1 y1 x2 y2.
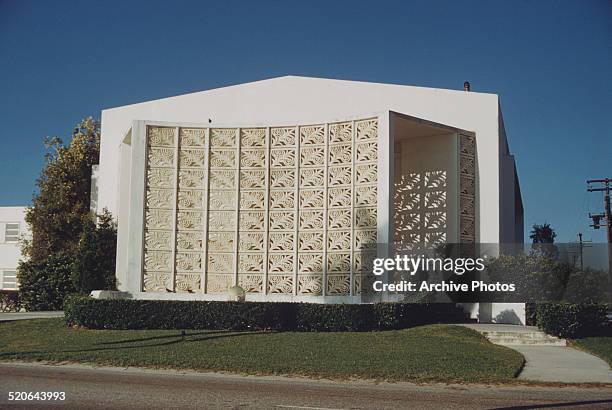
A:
0 362 611 409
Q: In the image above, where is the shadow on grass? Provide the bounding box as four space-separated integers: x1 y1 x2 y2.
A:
96 330 228 345
0 331 263 359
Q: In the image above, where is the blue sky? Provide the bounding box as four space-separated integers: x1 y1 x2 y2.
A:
0 0 610 243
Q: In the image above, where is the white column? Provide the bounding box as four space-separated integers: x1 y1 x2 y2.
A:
293 126 300 295
233 128 242 287
169 127 180 292
377 112 394 302
201 128 211 293
263 127 271 295
126 120 147 295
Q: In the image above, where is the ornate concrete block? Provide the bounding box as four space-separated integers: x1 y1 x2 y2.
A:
298 274 323 295
270 127 296 147
210 129 237 147
300 125 325 145
179 128 205 147
298 253 323 273
327 252 351 273
268 275 293 294
240 128 266 147
239 274 263 293
209 148 236 168
329 122 352 143
327 274 350 295
148 126 175 146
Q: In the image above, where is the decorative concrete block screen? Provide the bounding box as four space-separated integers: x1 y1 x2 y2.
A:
458 133 476 243
394 170 448 246
142 119 378 296
393 130 476 247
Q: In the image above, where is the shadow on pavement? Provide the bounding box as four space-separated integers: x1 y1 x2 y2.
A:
492 398 612 409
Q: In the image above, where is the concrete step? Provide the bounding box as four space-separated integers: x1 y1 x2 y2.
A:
486 338 566 346
482 331 566 346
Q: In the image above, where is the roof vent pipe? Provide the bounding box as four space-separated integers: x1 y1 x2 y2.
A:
464 81 471 92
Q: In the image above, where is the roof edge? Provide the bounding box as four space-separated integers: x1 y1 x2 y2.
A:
102 75 499 113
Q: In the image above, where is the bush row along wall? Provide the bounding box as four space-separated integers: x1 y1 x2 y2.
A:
64 296 468 331
536 303 608 338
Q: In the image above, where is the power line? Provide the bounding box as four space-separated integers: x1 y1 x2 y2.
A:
587 178 612 302
569 233 591 271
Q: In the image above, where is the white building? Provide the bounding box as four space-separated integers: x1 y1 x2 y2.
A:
98 76 524 322
0 207 27 290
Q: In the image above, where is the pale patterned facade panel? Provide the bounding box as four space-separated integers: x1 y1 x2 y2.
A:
140 119 378 297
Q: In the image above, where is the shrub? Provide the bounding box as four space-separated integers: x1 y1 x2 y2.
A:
71 209 117 293
536 302 608 338
562 268 610 303
525 302 537 326
64 296 467 331
0 290 22 312
18 251 76 311
484 254 572 302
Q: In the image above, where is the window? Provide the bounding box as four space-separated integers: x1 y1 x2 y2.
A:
1 270 17 290
4 223 19 242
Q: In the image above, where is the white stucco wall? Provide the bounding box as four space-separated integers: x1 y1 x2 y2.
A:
498 108 523 244
480 302 526 325
394 131 460 244
0 207 27 290
99 76 503 243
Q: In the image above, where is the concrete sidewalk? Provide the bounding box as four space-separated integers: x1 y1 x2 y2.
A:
0 311 64 321
513 345 612 383
462 323 612 383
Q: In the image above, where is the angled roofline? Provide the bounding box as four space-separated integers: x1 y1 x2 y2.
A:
390 110 470 134
102 75 499 112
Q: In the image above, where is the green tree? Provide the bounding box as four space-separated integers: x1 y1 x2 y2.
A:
529 223 558 258
529 223 557 243
71 209 117 293
485 253 609 303
17 252 75 311
17 117 102 310
22 117 100 263
485 253 569 302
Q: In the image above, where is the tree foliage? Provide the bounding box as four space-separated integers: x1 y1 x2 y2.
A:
485 253 609 303
22 117 100 263
71 209 117 293
529 223 557 243
529 222 558 258
17 251 75 311
17 117 114 310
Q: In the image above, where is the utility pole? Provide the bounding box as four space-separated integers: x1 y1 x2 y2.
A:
587 178 612 302
570 233 591 271
578 233 584 270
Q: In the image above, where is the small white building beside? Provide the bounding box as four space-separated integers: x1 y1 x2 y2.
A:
0 207 27 290
97 76 525 323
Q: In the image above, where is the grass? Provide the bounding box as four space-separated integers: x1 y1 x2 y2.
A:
573 337 612 367
0 318 524 383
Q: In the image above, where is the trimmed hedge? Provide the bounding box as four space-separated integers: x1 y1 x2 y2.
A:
524 302 537 326
536 302 608 338
64 296 468 331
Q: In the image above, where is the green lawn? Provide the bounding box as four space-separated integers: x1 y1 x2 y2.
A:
0 318 524 383
573 337 612 367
